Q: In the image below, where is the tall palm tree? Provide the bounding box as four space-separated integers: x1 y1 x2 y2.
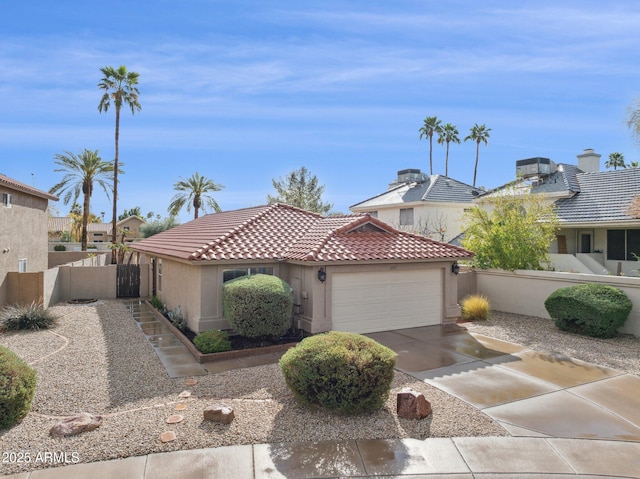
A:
464 123 492 187
50 150 114 251
437 123 461 177
98 65 141 259
168 172 224 219
419 116 443 175
605 152 626 170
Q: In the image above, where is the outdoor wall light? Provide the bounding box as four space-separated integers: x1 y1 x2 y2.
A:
317 267 326 283
451 262 460 275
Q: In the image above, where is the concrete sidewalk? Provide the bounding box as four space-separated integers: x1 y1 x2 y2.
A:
6 437 639 478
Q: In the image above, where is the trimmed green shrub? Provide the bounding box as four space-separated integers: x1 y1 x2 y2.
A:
194 330 232 354
0 302 58 331
53 244 66 251
544 284 632 338
0 346 37 429
279 331 396 415
223 274 293 338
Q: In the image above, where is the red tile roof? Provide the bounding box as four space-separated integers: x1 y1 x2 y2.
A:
0 174 58 201
130 203 473 263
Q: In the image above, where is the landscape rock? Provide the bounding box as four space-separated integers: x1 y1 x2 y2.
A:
397 388 432 420
49 413 103 437
160 431 176 443
203 404 235 424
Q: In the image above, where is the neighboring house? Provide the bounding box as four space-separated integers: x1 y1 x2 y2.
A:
0 174 58 306
130 203 473 334
350 169 483 242
49 215 146 244
476 148 640 275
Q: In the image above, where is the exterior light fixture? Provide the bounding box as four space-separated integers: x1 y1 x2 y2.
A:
317 267 326 283
451 262 460 275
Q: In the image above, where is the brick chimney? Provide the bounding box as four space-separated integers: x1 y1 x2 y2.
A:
577 148 601 172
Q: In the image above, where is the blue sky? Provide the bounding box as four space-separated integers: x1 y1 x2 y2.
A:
2 1 640 222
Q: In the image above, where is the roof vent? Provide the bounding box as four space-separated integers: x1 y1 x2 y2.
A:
516 157 557 179
388 168 429 189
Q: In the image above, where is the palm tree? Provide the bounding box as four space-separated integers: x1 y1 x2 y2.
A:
98 65 141 259
605 152 626 170
437 123 461 177
168 172 224 219
50 150 114 251
419 116 443 175
464 123 492 187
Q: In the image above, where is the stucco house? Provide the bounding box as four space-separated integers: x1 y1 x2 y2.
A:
350 169 482 243
0 174 58 306
48 215 146 244
130 203 473 334
475 149 640 275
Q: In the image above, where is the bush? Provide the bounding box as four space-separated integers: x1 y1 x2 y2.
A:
279 331 396 415
461 294 490 321
149 296 164 311
0 346 37 429
223 274 293 338
53 244 66 251
194 330 232 354
544 284 632 338
0 302 58 331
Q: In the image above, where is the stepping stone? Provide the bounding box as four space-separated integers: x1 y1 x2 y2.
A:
175 403 187 411
160 431 176 443
184 378 198 386
166 414 184 424
178 390 192 398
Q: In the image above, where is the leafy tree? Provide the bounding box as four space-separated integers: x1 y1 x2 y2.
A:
419 116 442 175
50 150 113 251
140 216 180 238
118 206 142 220
437 123 461 177
464 123 491 187
626 99 640 143
98 65 142 256
267 166 333 214
461 189 559 271
605 152 626 170
631 161 640 168
168 172 224 219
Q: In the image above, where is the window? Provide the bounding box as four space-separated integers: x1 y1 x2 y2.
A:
123 226 130 231
223 267 274 283
366 211 378 218
157 259 163 291
399 208 414 226
607 229 640 260
18 258 27 273
94 233 103 237
2 193 12 208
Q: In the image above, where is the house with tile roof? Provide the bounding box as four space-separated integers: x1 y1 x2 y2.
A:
475 149 640 275
130 203 473 334
0 174 58 306
48 215 146 245
350 169 483 243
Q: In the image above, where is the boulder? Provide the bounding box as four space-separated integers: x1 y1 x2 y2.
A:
50 413 103 437
397 388 432 420
203 404 235 424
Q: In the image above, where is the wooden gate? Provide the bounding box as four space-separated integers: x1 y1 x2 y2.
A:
117 264 140 298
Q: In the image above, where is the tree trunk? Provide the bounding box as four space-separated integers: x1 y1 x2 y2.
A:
111 106 120 264
81 193 90 251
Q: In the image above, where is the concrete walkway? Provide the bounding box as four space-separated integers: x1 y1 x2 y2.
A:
4 307 640 478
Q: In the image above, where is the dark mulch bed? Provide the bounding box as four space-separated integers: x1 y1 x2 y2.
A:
181 326 302 351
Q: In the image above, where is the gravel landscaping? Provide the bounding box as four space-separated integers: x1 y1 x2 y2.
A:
1 301 639 475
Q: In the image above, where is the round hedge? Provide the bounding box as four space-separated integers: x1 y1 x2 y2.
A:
544 283 632 338
0 346 37 430
222 274 293 338
279 331 396 415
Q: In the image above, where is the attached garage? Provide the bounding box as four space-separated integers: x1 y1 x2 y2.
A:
331 269 443 334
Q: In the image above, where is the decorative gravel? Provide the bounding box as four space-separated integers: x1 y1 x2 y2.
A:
4 301 638 474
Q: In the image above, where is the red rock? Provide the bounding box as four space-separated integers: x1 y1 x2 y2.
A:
49 413 103 437
397 388 432 420
203 404 235 424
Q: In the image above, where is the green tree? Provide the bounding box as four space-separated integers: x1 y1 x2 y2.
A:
98 65 142 256
437 123 461 177
267 166 333 214
140 216 180 238
168 172 224 219
419 116 442 175
605 152 626 170
464 123 491 187
118 206 142 221
461 190 559 271
50 150 114 251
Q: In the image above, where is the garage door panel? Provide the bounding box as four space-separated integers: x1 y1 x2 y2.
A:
331 269 442 334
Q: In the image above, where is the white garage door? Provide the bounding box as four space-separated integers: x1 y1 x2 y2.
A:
331 269 443 334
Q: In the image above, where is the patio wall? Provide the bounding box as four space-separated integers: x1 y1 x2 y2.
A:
475 269 640 336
